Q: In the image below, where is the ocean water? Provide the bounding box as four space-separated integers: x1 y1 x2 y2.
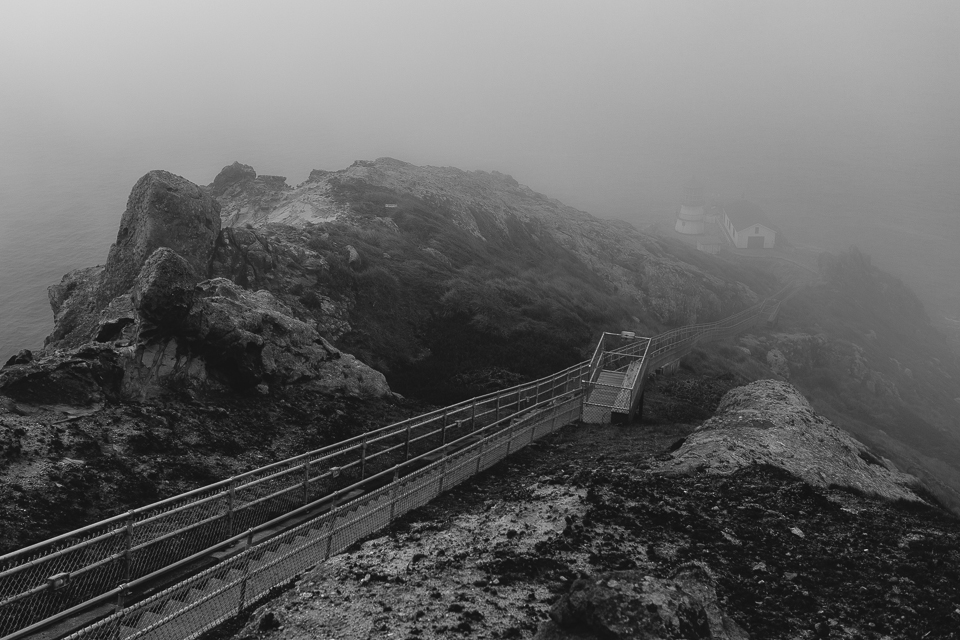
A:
0 145 227 360
1 147 958 361
0 165 123 359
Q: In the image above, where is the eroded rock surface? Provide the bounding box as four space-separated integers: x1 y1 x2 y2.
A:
540 565 748 639
10 169 391 404
653 380 921 502
47 171 222 349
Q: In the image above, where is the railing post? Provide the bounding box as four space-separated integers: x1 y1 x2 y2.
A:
438 455 447 494
471 400 477 431
360 440 368 480
476 436 485 473
227 477 236 537
405 424 412 461
238 529 253 613
389 483 399 521
116 582 129 615
495 394 501 422
535 381 540 404
123 510 134 584
580 382 587 422
325 492 341 559
441 412 447 446
302 460 310 506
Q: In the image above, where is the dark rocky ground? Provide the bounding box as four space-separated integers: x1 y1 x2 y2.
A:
0 389 427 553
219 373 960 640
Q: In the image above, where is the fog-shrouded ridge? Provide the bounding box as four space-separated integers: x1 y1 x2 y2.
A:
1 0 958 359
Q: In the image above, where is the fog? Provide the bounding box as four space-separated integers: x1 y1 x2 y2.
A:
1 0 959 354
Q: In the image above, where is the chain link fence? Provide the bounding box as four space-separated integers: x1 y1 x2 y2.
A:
61 395 582 640
0 362 588 640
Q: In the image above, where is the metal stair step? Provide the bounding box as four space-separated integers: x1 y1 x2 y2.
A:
137 611 163 629
160 597 187 616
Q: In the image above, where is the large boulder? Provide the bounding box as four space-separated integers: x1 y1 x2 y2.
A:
46 265 105 347
0 345 125 407
652 380 921 502
131 247 200 331
101 170 220 302
210 161 256 197
538 565 748 639
46 171 221 349
185 278 388 395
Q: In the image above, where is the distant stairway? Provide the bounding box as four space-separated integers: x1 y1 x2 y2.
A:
587 370 627 406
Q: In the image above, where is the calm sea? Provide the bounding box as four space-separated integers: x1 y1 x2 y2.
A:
0 149 223 360
1 149 958 361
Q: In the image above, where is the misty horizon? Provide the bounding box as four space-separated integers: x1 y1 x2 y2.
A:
1 0 959 357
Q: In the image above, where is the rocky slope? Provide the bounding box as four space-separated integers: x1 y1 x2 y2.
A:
205 157 960 510
223 379 960 640
205 159 776 402
0 170 403 551
1 156 958 558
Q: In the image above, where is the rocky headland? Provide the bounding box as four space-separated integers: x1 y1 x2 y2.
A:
0 159 959 638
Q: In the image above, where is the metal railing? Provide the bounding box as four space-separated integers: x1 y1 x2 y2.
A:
0 363 588 640
581 284 794 423
0 284 795 640
62 394 584 640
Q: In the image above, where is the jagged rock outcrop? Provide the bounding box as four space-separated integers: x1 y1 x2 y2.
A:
47 171 222 349
212 158 766 327
653 380 921 502
211 161 257 197
539 565 748 640
6 170 390 404
103 170 221 297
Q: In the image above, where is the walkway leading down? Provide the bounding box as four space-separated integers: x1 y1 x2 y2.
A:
0 286 793 640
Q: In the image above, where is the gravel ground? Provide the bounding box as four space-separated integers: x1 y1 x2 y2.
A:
219 376 960 640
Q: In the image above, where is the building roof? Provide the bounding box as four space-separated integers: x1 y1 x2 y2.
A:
722 199 779 232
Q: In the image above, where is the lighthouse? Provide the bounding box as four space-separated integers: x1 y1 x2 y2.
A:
674 178 705 235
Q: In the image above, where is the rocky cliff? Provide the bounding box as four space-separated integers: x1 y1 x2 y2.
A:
1 157 958 559
0 170 399 551
205 158 775 401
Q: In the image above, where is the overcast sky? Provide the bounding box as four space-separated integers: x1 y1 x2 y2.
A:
2 0 957 214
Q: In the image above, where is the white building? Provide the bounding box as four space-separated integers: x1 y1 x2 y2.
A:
674 179 705 235
720 200 778 249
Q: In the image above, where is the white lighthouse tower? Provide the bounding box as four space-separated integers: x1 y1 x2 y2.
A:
674 178 705 235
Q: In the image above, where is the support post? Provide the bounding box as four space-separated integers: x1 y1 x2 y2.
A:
495 395 501 422
360 440 368 480
227 477 236 537
389 484 399 521
325 494 340 559
302 461 310 506
123 511 134 584
238 529 253 613
471 400 477 431
476 437 485 473
404 424 411 461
